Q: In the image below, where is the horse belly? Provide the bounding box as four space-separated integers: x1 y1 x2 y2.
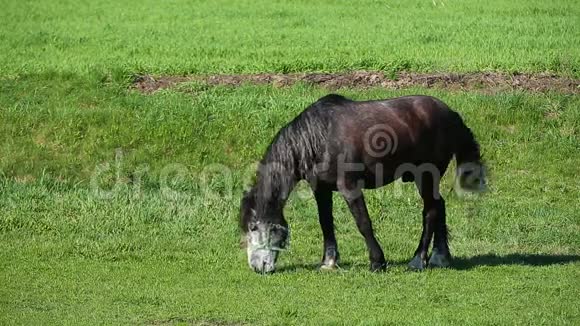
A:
362 173 396 189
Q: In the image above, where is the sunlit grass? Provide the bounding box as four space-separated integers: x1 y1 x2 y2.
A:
1 78 579 324
1 0 579 324
0 0 578 76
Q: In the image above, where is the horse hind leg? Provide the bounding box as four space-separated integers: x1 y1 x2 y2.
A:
408 204 433 271
429 162 452 268
427 198 450 268
409 171 448 270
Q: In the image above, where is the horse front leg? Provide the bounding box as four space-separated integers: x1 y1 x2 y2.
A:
341 192 386 272
314 187 340 270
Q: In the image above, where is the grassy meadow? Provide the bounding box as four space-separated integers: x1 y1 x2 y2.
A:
1 0 579 76
1 0 579 325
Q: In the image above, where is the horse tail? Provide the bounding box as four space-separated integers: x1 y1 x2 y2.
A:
449 111 487 194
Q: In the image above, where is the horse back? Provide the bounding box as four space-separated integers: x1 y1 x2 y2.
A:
332 95 454 158
309 95 457 188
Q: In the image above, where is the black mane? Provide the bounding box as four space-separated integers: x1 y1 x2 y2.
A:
242 94 351 227
262 94 350 175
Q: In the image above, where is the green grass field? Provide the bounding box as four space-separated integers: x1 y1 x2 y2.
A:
1 0 579 325
1 0 579 76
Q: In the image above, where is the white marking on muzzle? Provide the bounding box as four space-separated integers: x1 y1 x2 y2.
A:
245 223 290 272
455 162 487 196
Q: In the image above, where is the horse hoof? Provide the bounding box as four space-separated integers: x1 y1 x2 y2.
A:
429 250 450 268
320 259 339 271
320 263 339 271
370 261 387 272
408 255 427 271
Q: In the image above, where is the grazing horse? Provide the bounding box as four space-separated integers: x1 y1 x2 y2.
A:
240 94 486 273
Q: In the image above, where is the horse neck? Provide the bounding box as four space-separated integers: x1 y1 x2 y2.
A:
255 145 298 217
255 162 297 209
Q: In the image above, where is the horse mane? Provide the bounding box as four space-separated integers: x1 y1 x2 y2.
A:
252 94 350 218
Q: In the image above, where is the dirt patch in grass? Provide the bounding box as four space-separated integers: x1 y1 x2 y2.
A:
133 71 579 94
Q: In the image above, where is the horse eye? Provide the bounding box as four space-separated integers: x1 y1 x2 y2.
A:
272 226 288 239
249 223 258 232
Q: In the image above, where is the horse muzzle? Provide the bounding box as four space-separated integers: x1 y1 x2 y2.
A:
248 248 278 274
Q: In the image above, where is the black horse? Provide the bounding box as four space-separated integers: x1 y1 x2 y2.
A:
240 94 486 273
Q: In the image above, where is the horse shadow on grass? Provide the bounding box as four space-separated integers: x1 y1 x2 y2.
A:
448 253 580 271
277 262 355 273
278 254 580 273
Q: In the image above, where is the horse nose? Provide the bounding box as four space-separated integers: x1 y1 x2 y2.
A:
252 263 275 274
250 259 275 274
249 249 277 274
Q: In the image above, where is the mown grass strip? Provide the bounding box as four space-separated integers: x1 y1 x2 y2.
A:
1 0 578 76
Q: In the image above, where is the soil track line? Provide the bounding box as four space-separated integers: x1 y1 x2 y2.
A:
133 71 579 94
